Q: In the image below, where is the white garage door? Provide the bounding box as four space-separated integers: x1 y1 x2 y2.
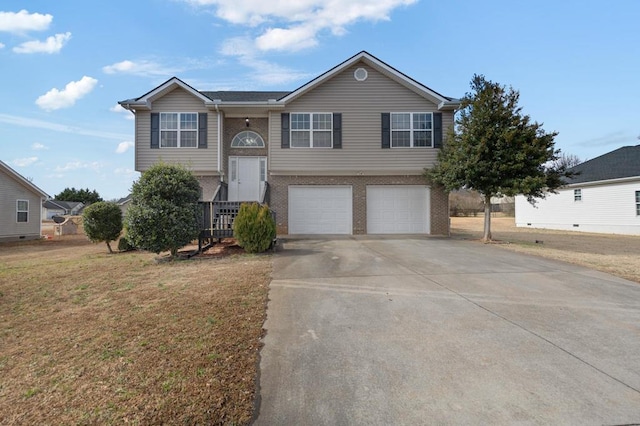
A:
367 185 430 234
289 186 352 234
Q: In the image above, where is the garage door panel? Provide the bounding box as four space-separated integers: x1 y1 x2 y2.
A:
367 186 430 234
289 186 352 234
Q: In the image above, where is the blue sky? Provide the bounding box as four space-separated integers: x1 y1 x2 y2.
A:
1 0 638 200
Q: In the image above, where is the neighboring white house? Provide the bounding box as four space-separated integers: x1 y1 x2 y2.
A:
515 145 640 235
0 160 49 242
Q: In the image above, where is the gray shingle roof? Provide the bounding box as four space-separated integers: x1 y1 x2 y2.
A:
200 91 291 102
567 145 640 184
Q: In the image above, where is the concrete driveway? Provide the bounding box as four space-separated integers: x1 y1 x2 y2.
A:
254 237 640 425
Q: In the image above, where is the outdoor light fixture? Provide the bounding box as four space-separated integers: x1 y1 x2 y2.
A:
245 117 250 127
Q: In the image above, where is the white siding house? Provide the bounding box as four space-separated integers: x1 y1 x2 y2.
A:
515 145 640 235
0 160 49 242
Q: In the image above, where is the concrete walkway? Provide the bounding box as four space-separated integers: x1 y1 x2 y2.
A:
255 237 640 425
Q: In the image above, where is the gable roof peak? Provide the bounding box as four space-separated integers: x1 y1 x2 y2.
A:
279 50 459 110
0 160 49 198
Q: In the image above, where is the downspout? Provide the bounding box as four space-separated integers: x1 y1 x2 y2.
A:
214 102 223 182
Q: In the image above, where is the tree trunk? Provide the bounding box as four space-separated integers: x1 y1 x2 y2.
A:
483 194 492 242
106 241 114 254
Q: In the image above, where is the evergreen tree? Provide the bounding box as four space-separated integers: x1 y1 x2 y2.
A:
83 201 122 253
426 75 572 241
55 187 103 204
125 163 201 258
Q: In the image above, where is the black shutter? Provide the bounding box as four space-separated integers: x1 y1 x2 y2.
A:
332 113 342 149
381 113 390 149
433 112 442 148
198 113 207 149
281 113 290 149
150 113 160 149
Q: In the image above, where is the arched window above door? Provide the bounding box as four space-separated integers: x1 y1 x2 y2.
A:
231 131 265 148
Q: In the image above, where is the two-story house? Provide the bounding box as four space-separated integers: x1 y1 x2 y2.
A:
119 51 459 236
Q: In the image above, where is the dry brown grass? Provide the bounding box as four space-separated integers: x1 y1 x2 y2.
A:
0 235 270 425
451 216 640 284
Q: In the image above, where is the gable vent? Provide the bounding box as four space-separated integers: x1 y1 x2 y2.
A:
354 67 368 81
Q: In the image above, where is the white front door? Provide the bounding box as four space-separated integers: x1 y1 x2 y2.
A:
229 157 265 201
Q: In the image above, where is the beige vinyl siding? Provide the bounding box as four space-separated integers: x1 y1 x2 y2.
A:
0 171 42 240
270 63 454 174
135 88 218 174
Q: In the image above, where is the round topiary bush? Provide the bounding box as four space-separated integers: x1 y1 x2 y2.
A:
233 203 276 253
82 201 122 253
117 236 135 252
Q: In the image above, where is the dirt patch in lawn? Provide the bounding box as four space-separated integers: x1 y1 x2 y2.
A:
451 216 640 284
0 236 270 425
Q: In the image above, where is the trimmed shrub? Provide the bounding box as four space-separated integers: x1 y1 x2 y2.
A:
233 203 276 253
117 236 135 252
125 163 201 258
82 201 122 253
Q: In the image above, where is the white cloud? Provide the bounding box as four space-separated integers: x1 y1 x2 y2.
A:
12 157 38 167
0 10 52 34
110 103 135 120
32 142 48 150
185 0 416 51
102 59 182 77
54 161 103 173
35 76 98 111
114 167 137 178
0 112 130 140
0 42 5 49
116 141 134 154
256 25 319 52
13 32 71 54
219 37 312 85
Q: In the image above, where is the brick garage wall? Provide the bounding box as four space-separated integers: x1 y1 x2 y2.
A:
269 175 449 235
195 175 220 201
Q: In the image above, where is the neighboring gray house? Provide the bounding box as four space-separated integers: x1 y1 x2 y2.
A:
119 51 459 235
516 145 640 235
0 160 48 242
42 200 85 219
116 195 132 217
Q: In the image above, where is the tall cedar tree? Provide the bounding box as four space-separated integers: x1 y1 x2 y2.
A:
426 75 571 241
125 164 201 258
55 187 103 204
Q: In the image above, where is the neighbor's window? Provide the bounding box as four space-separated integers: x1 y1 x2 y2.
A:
231 131 265 148
291 113 332 148
391 112 433 147
160 112 198 148
17 200 28 223
574 189 582 202
636 190 640 216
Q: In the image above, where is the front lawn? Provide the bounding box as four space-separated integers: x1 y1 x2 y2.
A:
0 236 270 424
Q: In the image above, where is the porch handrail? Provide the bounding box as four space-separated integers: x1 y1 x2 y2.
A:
260 181 270 205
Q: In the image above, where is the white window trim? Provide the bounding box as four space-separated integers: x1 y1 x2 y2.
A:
290 112 333 149
160 112 198 148
16 199 29 223
231 130 265 148
259 157 267 182
635 190 640 216
574 188 582 202
390 112 434 148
